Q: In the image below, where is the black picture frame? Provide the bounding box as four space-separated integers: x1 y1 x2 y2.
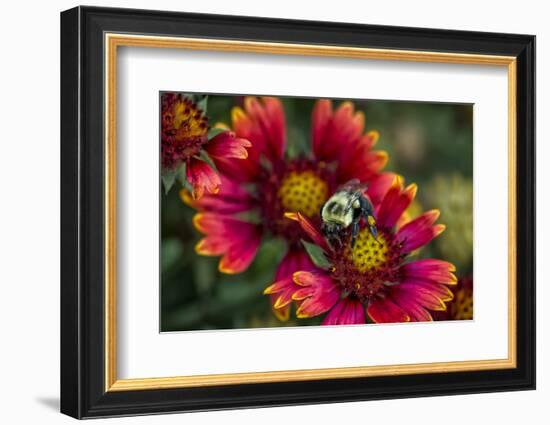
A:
61 5 535 419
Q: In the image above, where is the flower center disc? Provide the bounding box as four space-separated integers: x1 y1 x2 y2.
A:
347 229 389 273
330 227 402 303
172 99 208 139
277 171 328 218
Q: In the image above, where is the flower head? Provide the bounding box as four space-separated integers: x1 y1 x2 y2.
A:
183 97 391 319
433 275 473 321
161 93 251 199
265 176 457 324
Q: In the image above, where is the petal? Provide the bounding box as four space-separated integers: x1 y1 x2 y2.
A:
261 97 287 160
275 247 315 281
293 271 340 318
363 130 380 150
181 175 254 214
206 131 251 160
311 99 332 158
293 270 335 287
322 298 366 325
393 284 447 311
186 159 221 200
218 234 262 274
397 210 446 253
367 297 410 323
377 176 417 228
400 259 457 285
332 102 364 149
265 248 315 321
264 276 300 309
212 154 259 182
284 212 330 252
312 100 364 162
230 106 264 178
366 172 396 206
400 281 454 302
242 96 286 163
271 303 291 321
343 150 388 182
337 129 388 182
390 289 433 322
193 213 262 274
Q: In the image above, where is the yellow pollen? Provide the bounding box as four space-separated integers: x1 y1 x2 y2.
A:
172 99 207 138
347 229 389 273
278 171 328 218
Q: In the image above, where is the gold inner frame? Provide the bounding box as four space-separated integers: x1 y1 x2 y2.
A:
104 33 517 392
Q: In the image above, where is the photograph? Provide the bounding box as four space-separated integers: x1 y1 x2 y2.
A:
55 4 536 420
160 93 474 331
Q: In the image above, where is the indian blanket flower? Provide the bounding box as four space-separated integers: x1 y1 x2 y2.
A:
161 92 251 199
264 176 457 324
182 96 391 320
433 275 473 321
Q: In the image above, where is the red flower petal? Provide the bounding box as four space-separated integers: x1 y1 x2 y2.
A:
337 128 387 183
272 305 290 322
339 150 388 183
397 210 446 253
311 99 332 158
377 176 417 228
275 247 315 281
265 248 316 321
261 97 287 160
230 106 264 179
400 259 457 285
264 276 300 309
180 175 254 214
206 131 251 160
186 159 221 200
312 100 364 163
240 97 286 163
366 172 396 206
400 281 454 302
321 298 366 325
284 212 330 252
390 289 433 322
393 283 447 311
333 102 364 146
367 297 410 323
193 213 261 274
362 130 380 150
292 271 340 318
213 154 260 183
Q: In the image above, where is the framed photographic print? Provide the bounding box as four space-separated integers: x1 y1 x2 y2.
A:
60 6 536 419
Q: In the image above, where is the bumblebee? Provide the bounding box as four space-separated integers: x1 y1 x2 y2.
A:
320 179 378 249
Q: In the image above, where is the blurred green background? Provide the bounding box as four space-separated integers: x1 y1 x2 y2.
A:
161 95 473 332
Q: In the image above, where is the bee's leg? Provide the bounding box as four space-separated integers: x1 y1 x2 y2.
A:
368 222 379 242
335 234 343 249
351 221 360 249
363 212 381 245
358 196 380 244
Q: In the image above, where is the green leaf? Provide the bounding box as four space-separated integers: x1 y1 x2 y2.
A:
301 240 332 270
176 162 192 189
183 93 195 103
195 150 218 173
207 127 226 140
195 95 208 114
161 168 178 194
